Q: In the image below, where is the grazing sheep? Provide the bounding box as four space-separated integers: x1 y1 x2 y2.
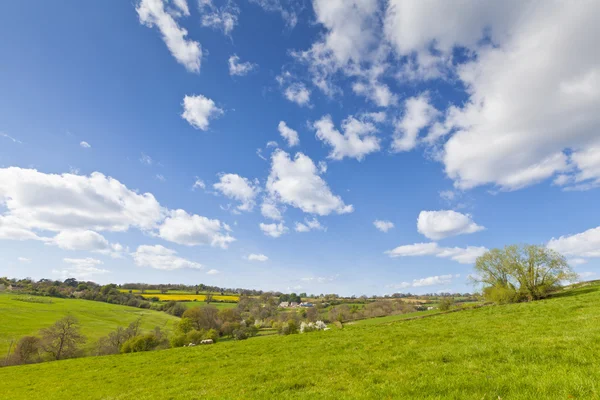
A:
201 339 214 345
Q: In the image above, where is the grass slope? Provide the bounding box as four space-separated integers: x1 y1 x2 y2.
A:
0 294 179 355
3 283 600 399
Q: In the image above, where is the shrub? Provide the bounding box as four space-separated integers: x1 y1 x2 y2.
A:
169 334 187 348
185 330 206 345
438 297 455 311
204 329 219 342
121 334 159 353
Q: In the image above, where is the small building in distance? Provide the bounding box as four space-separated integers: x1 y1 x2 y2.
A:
300 302 314 307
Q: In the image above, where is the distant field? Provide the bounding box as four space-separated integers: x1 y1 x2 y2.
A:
4 283 600 399
139 294 238 302
0 294 179 355
177 301 237 309
349 309 440 325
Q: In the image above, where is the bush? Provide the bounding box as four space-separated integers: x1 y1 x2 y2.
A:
121 334 159 353
169 334 187 348
483 285 519 305
438 297 455 311
185 330 206 345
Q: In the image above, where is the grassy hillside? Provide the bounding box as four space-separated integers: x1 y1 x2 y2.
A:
0 293 179 355
2 283 600 399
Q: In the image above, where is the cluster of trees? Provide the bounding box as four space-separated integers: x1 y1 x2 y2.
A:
278 292 302 304
474 245 576 304
2 316 86 366
120 283 269 297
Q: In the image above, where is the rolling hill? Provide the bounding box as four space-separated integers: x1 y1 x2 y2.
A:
0 293 179 355
2 282 600 399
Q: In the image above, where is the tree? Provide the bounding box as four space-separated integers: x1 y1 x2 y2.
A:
40 315 86 360
205 293 214 304
438 297 455 311
182 306 220 331
474 244 576 303
5 336 41 365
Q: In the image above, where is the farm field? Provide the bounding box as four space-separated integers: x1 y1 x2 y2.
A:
0 294 179 355
3 283 600 399
138 293 239 302
177 301 237 309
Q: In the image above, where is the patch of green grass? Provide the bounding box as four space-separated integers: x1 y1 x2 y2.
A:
0 293 179 355
174 301 238 309
350 309 440 325
3 284 600 399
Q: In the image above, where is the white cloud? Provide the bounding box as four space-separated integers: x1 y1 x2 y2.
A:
569 258 588 266
351 65 397 107
417 210 484 240
249 0 299 28
228 55 257 76
206 269 220 275
158 209 235 248
192 178 206 190
247 253 269 262
385 242 487 265
53 258 110 279
0 167 164 234
213 173 260 212
295 218 325 233
80 141 91 149
412 274 454 287
181 94 224 130
266 150 353 216
373 220 394 233
548 226 600 258
578 271 596 279
1 133 22 144
50 230 124 258
140 153 153 165
200 0 239 36
260 198 284 221
133 244 202 270
284 83 311 106
259 222 288 238
392 94 439 152
156 174 166 182
301 275 338 284
556 146 600 191
172 0 190 16
17 257 31 263
313 115 379 161
136 0 202 73
278 121 299 147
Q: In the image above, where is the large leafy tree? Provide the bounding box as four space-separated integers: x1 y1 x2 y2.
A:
474 244 576 303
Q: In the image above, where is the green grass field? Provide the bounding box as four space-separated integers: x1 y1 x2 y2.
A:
176 301 237 309
0 294 179 355
2 282 600 399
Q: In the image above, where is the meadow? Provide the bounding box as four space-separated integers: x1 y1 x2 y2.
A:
2 282 600 399
0 293 179 355
139 293 238 302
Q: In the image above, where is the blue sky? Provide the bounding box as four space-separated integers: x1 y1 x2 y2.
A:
1 0 599 295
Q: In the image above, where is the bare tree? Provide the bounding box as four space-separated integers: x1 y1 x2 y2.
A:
40 315 86 360
205 292 214 304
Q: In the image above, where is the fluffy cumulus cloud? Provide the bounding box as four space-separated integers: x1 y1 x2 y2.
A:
295 218 325 233
0 168 236 253
313 115 380 161
0 167 164 235
385 242 487 265
284 83 311 106
401 2 600 190
50 230 124 258
412 274 455 288
181 94 224 130
133 244 203 270
213 173 260 212
228 55 257 76
266 150 353 215
158 209 234 248
199 0 239 35
259 222 289 238
136 0 202 73
417 210 484 240
373 219 394 233
392 94 439 152
53 258 110 279
260 198 284 221
278 121 299 147
247 253 268 262
547 226 600 259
